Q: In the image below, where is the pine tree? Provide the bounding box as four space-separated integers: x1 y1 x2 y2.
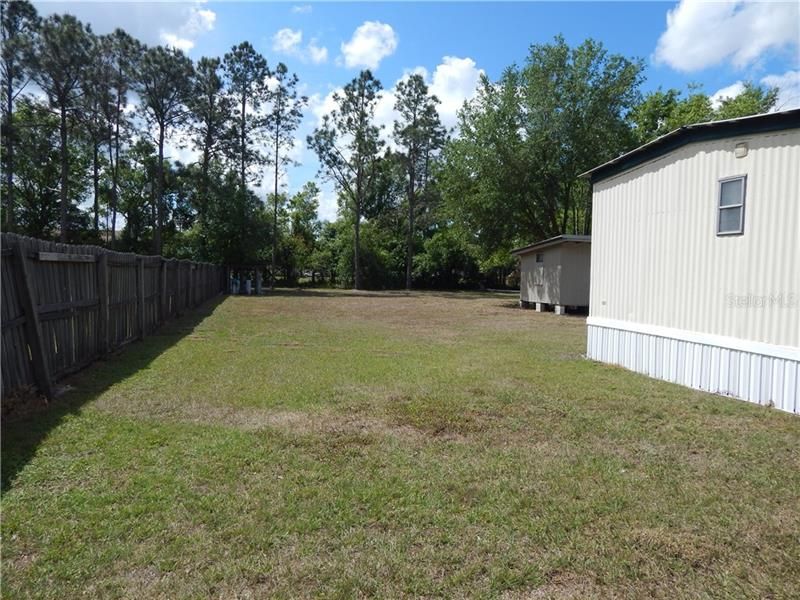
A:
223 41 269 193
265 62 306 289
29 13 93 242
308 70 384 290
135 44 193 254
1 0 39 230
393 74 445 289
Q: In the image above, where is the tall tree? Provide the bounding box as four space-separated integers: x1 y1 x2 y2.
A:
79 34 111 234
135 44 193 254
188 56 232 219
264 62 306 289
308 70 384 290
716 82 778 119
223 41 269 193
99 29 137 244
629 88 680 144
29 13 92 242
440 36 643 268
10 97 90 239
393 73 445 289
1 0 39 230
631 82 779 145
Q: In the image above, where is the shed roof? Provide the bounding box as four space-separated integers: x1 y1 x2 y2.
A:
580 109 800 184
511 234 591 256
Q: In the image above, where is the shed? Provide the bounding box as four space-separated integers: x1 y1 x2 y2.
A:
581 109 800 414
512 235 591 314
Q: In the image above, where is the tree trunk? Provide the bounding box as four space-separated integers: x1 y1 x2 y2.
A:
59 105 69 243
405 166 416 290
353 210 361 290
271 116 280 291
353 166 362 290
240 93 246 193
108 142 116 244
154 125 165 255
5 76 14 230
111 92 122 244
92 143 100 233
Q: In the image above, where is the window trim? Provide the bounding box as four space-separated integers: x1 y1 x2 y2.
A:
535 252 544 263
717 174 747 236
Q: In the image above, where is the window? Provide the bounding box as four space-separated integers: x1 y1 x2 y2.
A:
535 253 544 263
718 176 746 235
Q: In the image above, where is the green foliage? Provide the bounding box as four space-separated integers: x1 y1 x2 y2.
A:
223 41 269 191
265 61 307 286
197 171 271 266
3 5 790 290
632 82 779 143
715 82 779 120
308 70 386 289
393 73 446 289
440 36 643 268
6 97 91 238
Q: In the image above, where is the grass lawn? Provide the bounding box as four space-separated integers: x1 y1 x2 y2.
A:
2 290 799 598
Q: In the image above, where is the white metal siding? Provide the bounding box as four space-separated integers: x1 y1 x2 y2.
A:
590 129 800 348
588 323 799 414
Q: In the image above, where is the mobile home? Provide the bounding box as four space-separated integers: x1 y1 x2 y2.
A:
582 110 800 413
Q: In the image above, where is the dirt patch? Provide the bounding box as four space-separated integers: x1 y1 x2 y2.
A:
90 398 452 444
503 572 602 599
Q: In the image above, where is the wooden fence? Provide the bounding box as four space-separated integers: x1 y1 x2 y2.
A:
1 233 227 400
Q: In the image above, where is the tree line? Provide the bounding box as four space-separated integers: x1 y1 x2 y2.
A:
1 2 781 290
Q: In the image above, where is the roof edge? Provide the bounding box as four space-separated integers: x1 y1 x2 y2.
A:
581 109 800 184
511 234 591 256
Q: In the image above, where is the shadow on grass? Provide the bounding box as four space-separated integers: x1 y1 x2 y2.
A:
1 295 227 494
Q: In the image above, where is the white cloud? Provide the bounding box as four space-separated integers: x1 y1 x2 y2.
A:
340 21 398 70
34 1 216 55
761 70 800 110
272 28 328 65
317 184 339 222
309 88 341 124
710 81 746 109
156 5 216 53
273 28 303 54
307 40 329 65
429 56 483 129
292 5 312 14
161 33 195 53
655 0 800 72
182 8 216 36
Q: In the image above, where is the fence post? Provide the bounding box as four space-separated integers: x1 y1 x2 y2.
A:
137 257 145 339
160 258 168 323
97 252 109 356
189 264 195 307
12 241 54 399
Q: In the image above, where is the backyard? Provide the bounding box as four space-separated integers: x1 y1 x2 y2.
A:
2 290 799 598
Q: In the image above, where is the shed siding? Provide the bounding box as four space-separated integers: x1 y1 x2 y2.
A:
520 247 561 304
558 244 592 306
589 129 800 348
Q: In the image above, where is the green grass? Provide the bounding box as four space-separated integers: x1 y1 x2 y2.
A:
2 290 799 598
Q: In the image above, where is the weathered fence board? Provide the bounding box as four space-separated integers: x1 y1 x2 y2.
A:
1 233 227 400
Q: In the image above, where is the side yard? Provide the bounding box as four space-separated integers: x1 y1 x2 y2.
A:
2 290 799 598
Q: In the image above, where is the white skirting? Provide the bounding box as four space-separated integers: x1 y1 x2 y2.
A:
586 319 799 415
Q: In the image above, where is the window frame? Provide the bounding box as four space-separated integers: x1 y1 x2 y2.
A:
535 252 544 263
716 175 747 236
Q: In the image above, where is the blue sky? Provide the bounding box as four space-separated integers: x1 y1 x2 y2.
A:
36 2 800 221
